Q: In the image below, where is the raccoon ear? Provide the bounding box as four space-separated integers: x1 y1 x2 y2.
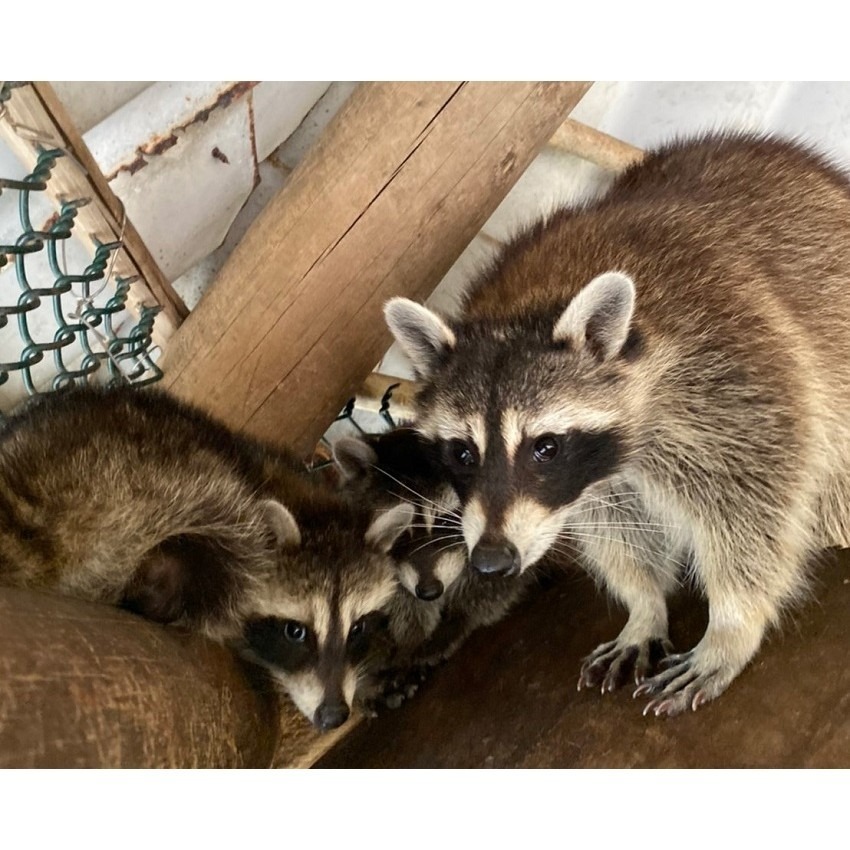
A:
384 298 456 380
333 437 378 484
553 271 635 361
261 499 301 547
365 502 415 553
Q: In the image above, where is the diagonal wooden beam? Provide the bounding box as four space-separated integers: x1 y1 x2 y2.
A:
162 82 592 458
0 83 188 341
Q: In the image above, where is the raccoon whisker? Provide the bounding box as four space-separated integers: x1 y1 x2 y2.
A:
566 527 673 539
427 539 468 558
555 530 666 563
572 496 642 511
403 534 466 557
402 517 465 529
574 492 645 510
564 521 676 532
556 531 689 579
370 464 463 520
370 501 463 531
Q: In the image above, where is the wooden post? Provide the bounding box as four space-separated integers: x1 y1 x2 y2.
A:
162 82 592 456
548 118 644 171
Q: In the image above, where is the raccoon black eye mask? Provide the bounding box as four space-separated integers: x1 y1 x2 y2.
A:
385 132 850 717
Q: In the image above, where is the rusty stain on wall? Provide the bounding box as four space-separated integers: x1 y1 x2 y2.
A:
106 82 259 180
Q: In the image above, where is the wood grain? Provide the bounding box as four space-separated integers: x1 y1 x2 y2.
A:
161 82 592 456
319 551 850 768
548 118 644 171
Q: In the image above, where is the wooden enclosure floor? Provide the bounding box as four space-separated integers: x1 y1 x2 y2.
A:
318 550 850 768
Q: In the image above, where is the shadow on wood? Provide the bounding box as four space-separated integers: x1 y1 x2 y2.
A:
318 550 850 768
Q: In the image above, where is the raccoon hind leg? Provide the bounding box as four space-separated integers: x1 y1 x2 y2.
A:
121 534 249 627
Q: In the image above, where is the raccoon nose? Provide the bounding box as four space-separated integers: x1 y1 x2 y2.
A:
415 579 444 601
470 541 519 576
314 700 350 732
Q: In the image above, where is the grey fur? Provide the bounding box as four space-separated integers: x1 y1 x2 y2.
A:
385 133 850 716
335 428 536 706
0 386 408 729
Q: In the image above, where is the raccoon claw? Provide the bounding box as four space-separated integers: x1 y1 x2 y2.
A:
634 653 725 717
578 637 672 694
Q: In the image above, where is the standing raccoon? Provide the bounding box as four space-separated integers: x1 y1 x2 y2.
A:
0 386 413 731
384 133 850 716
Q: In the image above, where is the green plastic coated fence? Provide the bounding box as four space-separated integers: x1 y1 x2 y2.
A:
0 82 401 453
0 85 162 420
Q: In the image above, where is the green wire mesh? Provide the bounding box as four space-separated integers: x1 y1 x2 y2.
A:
0 86 162 420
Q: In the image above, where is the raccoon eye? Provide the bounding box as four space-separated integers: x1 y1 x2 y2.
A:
347 612 388 661
283 620 308 643
449 439 477 467
532 435 559 463
349 612 389 640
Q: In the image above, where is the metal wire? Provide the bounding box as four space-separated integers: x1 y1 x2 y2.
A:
0 82 162 418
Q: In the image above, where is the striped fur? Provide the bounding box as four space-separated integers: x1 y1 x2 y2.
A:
385 133 850 715
0 386 411 730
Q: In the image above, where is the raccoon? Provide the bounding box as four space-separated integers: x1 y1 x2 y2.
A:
334 427 536 681
0 386 412 731
383 133 850 716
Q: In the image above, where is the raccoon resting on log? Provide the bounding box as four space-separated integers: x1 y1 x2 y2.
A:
0 387 413 731
384 133 850 716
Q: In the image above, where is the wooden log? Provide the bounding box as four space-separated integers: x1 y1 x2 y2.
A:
0 587 279 768
161 82 592 457
548 117 644 171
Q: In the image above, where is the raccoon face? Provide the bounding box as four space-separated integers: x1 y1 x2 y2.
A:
392 509 467 601
239 500 411 731
334 431 466 601
385 271 637 577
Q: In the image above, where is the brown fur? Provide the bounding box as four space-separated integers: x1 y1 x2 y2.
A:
385 134 850 715
0 386 409 729
335 428 537 707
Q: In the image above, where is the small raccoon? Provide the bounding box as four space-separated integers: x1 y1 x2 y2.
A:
334 427 536 678
384 133 850 716
0 386 412 731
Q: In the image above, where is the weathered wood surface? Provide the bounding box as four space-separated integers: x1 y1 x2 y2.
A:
319 551 850 768
0 587 279 768
162 82 591 457
548 117 644 170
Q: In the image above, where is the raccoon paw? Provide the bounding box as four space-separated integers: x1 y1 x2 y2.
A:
632 651 731 716
578 637 673 693
363 664 430 712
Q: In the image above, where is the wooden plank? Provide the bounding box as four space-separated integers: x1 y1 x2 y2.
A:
356 372 418 422
548 117 644 171
162 82 592 457
0 83 187 341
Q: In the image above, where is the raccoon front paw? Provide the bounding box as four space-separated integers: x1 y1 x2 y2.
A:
362 664 431 713
578 637 673 693
632 650 734 716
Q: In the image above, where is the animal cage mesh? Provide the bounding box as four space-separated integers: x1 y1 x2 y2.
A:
0 81 404 451
0 83 162 421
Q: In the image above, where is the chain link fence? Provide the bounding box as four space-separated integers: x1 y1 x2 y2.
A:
0 83 162 420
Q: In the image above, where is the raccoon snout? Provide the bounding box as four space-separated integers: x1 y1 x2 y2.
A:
415 578 444 601
470 540 520 576
314 699 350 732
